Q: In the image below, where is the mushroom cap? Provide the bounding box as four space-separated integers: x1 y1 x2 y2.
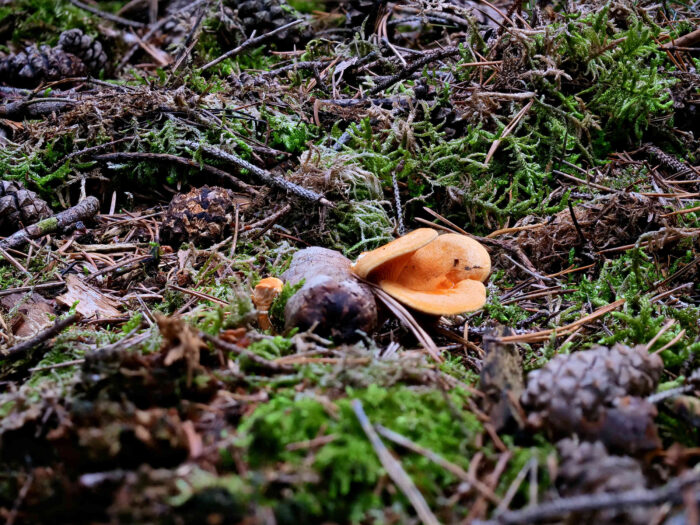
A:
351 228 438 279
380 278 487 315
252 277 284 309
394 233 491 291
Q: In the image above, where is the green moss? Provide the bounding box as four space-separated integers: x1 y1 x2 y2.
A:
269 280 304 329
0 0 96 44
238 384 482 521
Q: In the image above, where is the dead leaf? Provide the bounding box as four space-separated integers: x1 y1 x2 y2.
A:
155 313 205 386
56 275 121 319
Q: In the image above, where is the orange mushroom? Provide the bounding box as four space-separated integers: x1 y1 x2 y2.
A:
252 277 284 330
351 230 491 315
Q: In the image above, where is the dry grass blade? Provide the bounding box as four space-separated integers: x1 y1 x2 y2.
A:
352 400 440 525
375 424 501 504
371 285 443 363
497 299 626 343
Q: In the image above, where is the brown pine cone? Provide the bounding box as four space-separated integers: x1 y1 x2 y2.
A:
555 438 651 524
0 181 53 235
58 29 108 72
223 0 311 47
0 45 86 87
159 186 249 247
521 343 663 432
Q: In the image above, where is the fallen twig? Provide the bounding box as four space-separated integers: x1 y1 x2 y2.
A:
1 314 80 359
370 46 460 95
95 151 260 196
180 141 331 205
68 0 145 27
480 471 700 525
201 20 303 72
375 424 500 504
0 197 100 251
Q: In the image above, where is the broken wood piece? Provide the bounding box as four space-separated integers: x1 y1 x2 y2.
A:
281 247 377 342
480 326 524 431
56 275 121 319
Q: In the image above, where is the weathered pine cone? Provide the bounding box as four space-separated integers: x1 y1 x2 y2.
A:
0 181 52 235
159 186 248 247
0 30 106 87
222 0 310 46
0 45 85 87
58 29 108 72
521 344 663 431
555 438 651 525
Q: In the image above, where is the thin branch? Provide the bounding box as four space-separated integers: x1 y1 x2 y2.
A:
370 46 460 95
202 333 296 373
95 151 260 196
375 424 500 504
180 141 331 205
201 20 303 71
481 471 700 525
2 314 80 359
68 0 145 27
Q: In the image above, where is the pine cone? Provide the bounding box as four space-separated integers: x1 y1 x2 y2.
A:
0 45 86 88
58 29 107 72
226 0 310 46
521 344 663 431
0 181 52 235
555 438 651 524
159 186 249 247
334 0 383 30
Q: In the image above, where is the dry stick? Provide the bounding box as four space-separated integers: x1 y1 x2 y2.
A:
485 99 534 165
180 141 331 205
117 0 209 71
0 246 31 276
29 358 85 373
95 152 260 196
662 27 700 49
201 20 303 71
166 284 229 306
0 99 78 119
352 400 440 525
375 424 500 504
0 281 66 297
483 471 700 525
0 197 100 251
68 0 145 27
202 333 296 373
644 319 676 351
1 314 80 358
370 46 460 95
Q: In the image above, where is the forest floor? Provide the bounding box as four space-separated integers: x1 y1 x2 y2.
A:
0 0 700 523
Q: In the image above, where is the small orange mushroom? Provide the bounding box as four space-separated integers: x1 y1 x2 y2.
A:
252 277 284 330
351 230 491 315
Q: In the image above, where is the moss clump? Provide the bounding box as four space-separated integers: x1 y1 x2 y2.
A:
238 384 482 522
